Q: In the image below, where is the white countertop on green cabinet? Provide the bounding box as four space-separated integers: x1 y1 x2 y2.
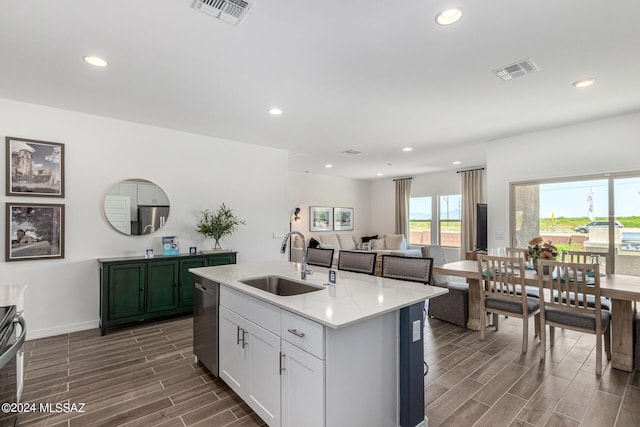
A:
190 260 447 329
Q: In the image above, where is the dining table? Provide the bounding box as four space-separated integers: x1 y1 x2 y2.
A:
433 260 640 372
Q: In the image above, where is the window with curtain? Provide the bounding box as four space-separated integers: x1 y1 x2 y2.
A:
510 173 640 276
440 194 461 247
409 197 432 245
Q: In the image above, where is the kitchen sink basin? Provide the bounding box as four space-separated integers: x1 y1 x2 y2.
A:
239 275 324 296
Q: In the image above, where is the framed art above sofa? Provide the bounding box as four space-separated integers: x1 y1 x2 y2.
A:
310 206 333 231
333 207 354 231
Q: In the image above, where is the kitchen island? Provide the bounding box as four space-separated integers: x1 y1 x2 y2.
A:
190 260 447 427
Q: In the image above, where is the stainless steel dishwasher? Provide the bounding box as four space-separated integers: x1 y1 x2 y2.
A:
193 276 219 376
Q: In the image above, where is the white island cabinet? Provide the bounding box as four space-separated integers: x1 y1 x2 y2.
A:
191 260 448 427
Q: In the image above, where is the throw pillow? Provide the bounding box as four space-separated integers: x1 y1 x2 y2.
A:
337 234 356 250
308 237 320 248
320 234 341 249
361 234 378 243
385 234 405 250
371 238 386 250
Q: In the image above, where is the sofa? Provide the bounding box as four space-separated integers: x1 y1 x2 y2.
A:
291 233 422 268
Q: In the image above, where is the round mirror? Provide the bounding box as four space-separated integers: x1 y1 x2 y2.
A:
104 179 170 235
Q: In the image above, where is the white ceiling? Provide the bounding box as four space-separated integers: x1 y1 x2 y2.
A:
1 1 639 180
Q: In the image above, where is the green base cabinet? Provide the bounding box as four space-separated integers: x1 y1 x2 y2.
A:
99 252 237 335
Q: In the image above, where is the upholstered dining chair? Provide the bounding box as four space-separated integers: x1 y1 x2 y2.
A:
537 259 611 375
561 250 611 275
381 255 433 284
306 247 334 268
505 247 540 298
337 251 377 275
560 250 611 310
505 247 528 260
478 255 541 353
422 245 469 328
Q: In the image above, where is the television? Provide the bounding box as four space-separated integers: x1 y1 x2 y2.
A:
476 203 488 251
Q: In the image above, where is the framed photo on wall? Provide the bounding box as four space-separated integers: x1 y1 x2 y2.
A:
6 136 65 197
333 207 354 231
309 206 333 232
6 203 65 261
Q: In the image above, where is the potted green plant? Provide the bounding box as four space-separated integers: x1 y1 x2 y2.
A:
196 203 246 250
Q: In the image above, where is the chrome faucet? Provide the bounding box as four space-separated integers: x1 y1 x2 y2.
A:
280 231 313 280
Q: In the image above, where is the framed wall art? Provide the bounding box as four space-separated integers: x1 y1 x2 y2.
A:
6 136 65 197
6 203 65 261
333 207 354 231
309 206 333 232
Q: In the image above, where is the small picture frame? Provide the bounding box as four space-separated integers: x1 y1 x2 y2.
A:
6 137 65 197
309 206 333 232
145 249 154 258
6 202 65 261
162 236 179 256
333 207 354 231
189 246 197 255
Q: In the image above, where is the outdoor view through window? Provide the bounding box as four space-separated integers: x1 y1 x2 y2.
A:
410 195 462 247
512 175 640 276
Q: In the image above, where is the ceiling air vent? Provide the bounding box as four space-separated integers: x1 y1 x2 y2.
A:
493 59 539 81
192 0 255 25
341 149 362 155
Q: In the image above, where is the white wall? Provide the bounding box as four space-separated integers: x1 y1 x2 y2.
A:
288 171 372 239
486 111 640 251
0 98 289 339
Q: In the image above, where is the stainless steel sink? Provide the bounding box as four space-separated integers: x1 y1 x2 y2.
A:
239 275 323 296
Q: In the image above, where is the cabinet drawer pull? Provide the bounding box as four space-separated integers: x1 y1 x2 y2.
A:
236 326 242 345
242 329 248 348
287 329 305 338
280 351 286 374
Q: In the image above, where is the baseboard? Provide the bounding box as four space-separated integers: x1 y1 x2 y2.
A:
414 417 428 427
26 320 99 340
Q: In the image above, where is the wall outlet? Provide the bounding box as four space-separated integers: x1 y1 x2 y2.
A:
412 320 421 342
273 232 284 239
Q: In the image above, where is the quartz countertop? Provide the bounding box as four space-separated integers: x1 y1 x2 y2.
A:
190 260 448 329
0 283 27 307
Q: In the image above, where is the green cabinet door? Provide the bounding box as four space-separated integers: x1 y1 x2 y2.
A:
179 257 207 308
108 263 146 320
147 260 179 313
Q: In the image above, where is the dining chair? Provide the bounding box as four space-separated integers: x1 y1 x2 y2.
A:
422 245 469 328
505 247 528 260
561 250 611 274
381 255 433 284
478 255 541 353
560 250 611 310
337 250 377 275
306 247 334 268
537 259 611 375
505 247 540 298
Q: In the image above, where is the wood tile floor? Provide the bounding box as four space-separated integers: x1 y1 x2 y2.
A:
5 313 640 426
8 316 266 427
424 314 640 427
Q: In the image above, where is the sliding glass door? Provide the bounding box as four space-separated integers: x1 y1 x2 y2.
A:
511 173 640 276
614 176 640 275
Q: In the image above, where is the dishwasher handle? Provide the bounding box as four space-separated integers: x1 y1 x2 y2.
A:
0 315 26 369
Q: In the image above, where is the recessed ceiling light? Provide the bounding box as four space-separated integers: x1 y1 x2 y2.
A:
325 164 333 168
402 147 413 152
453 161 461 165
436 8 463 25
83 56 108 67
377 173 384 176
269 107 283 115
572 77 597 88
